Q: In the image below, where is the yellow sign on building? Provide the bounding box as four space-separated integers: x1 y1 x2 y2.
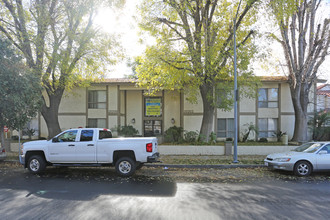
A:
145 98 162 116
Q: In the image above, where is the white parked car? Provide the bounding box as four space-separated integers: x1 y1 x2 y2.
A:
264 142 330 176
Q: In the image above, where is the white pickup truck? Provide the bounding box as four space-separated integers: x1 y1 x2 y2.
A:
19 128 160 176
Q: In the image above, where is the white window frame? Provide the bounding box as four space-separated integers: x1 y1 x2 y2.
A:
88 90 106 109
258 118 278 138
258 88 278 108
217 118 234 138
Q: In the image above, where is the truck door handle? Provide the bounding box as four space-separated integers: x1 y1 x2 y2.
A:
87 144 94 146
68 144 75 147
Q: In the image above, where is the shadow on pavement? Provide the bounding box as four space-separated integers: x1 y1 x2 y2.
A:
0 167 177 201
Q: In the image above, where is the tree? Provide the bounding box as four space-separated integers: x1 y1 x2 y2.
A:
268 0 330 142
0 38 42 151
309 110 330 141
136 0 260 141
0 0 121 138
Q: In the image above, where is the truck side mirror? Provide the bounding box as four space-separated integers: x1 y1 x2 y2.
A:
52 137 59 143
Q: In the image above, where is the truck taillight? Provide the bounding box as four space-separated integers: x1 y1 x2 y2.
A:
146 143 153 152
1 148 5 153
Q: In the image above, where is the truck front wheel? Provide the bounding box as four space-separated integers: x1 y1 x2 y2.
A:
28 155 46 174
115 157 136 177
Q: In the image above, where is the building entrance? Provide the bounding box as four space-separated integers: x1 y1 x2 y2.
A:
144 120 162 137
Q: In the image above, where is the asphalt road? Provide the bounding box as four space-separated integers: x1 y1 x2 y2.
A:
1 165 330 220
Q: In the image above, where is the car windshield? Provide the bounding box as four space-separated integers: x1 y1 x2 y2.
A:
293 143 324 153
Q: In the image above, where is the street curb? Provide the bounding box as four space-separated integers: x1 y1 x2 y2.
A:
145 164 265 169
2 159 265 169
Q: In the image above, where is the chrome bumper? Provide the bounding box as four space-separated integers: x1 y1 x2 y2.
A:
147 152 160 163
264 160 294 171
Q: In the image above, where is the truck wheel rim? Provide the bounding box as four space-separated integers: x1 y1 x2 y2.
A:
30 159 40 172
119 161 131 174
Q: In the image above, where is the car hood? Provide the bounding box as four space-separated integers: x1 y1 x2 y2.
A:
266 151 305 159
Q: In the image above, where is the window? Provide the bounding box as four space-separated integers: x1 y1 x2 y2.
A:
217 119 234 138
144 120 162 136
88 119 106 128
258 118 277 138
258 88 278 108
320 145 330 154
80 130 94 142
99 130 112 139
57 130 78 142
88 90 106 109
216 89 234 109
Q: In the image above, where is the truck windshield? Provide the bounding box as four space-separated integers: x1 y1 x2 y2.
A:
99 130 112 139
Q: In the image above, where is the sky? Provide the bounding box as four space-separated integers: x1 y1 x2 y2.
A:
95 0 330 82
95 0 146 78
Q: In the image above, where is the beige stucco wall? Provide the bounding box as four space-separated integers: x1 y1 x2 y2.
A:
184 115 203 132
59 88 86 113
88 109 106 118
164 91 180 131
59 116 86 131
280 83 294 112
240 96 256 113
258 108 278 118
184 93 203 113
281 115 295 140
120 91 126 115
108 116 118 131
108 85 118 111
126 90 143 134
217 109 234 118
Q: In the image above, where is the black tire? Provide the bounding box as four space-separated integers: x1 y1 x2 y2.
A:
115 157 136 177
136 162 144 170
294 161 312 177
27 155 46 174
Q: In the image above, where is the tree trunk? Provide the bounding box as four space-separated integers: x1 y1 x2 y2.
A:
290 82 309 142
199 83 215 142
292 108 308 142
41 89 64 139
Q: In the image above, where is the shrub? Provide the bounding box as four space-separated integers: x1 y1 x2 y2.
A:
258 137 268 142
209 132 217 144
197 133 206 143
184 131 198 143
309 110 330 141
273 130 287 142
164 126 184 143
241 123 258 142
226 137 233 142
116 125 139 137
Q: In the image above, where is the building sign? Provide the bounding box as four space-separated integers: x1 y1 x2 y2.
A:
145 98 162 117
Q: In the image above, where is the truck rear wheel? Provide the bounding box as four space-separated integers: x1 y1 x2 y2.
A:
28 155 46 174
115 157 136 177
